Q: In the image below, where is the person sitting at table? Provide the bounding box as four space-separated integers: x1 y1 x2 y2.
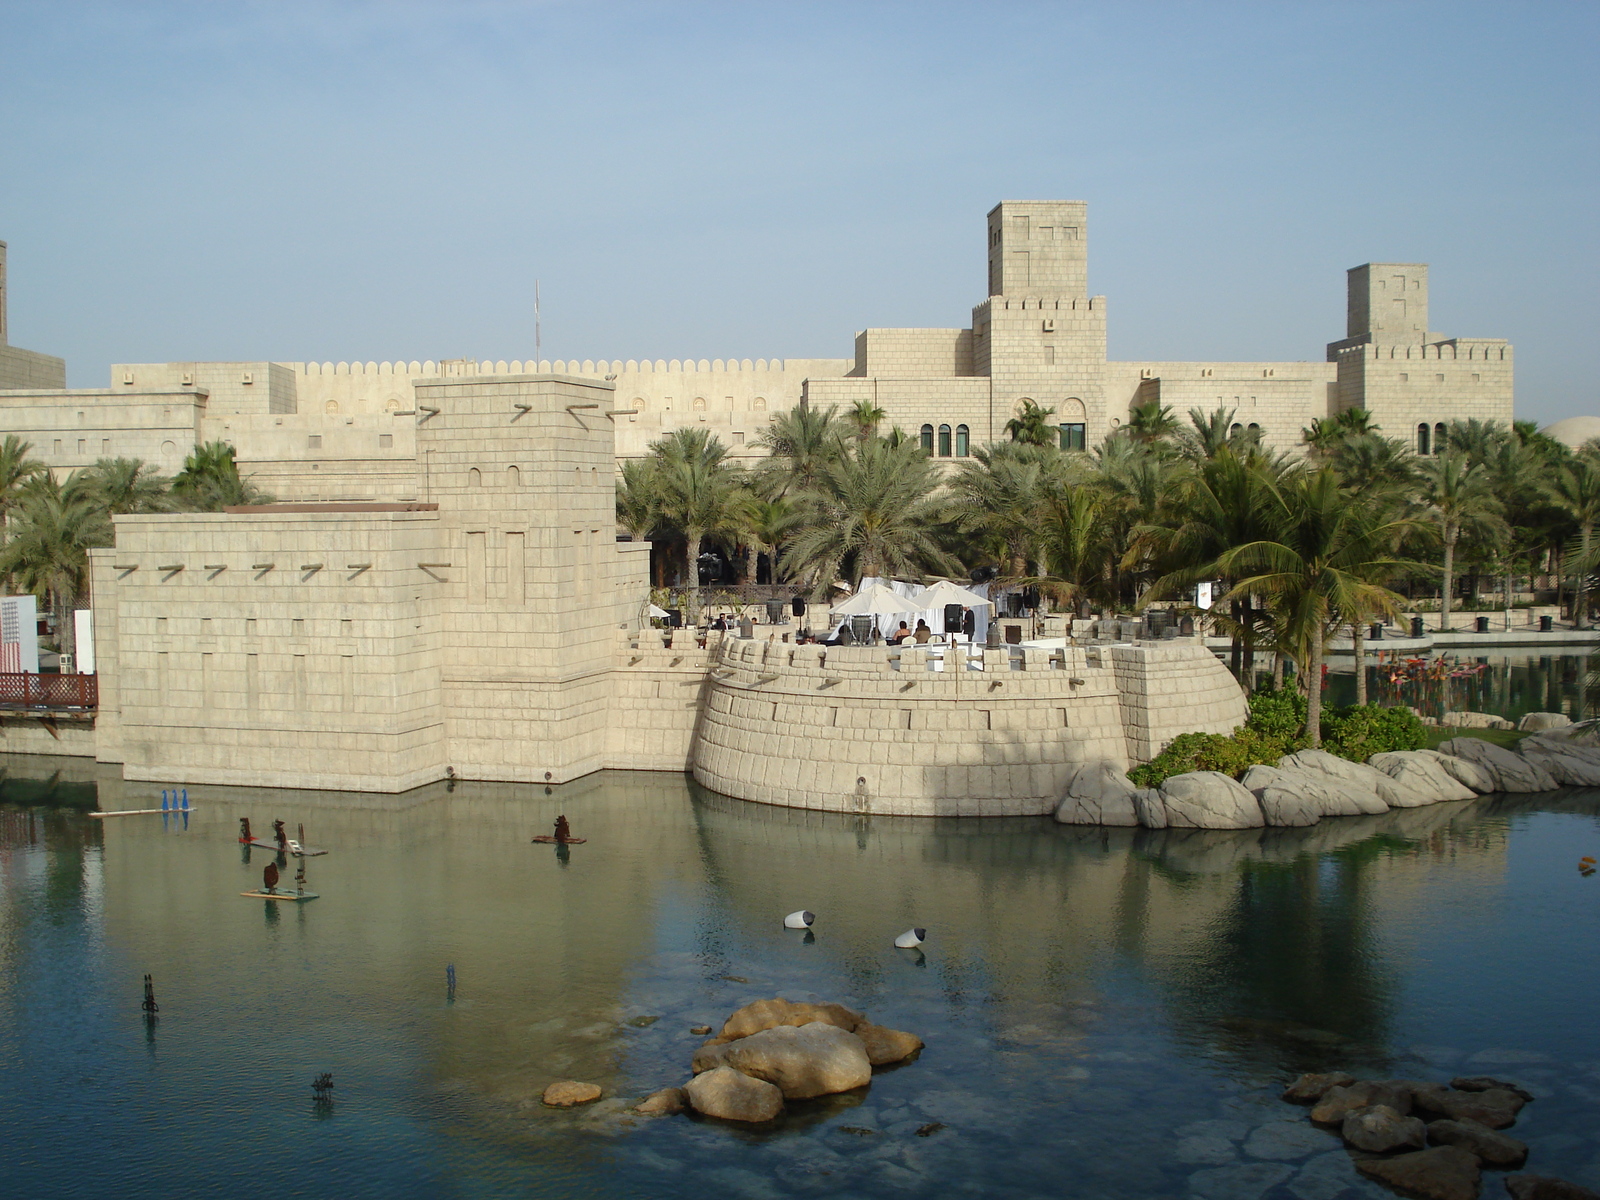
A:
887 621 911 645
912 619 933 644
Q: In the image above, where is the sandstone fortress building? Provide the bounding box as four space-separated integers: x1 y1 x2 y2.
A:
0 203 1513 807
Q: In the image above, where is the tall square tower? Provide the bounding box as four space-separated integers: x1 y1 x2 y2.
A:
1345 263 1430 345
987 202 1088 298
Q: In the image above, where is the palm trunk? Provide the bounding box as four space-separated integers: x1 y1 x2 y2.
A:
55 589 76 670
1306 634 1325 748
1577 524 1592 630
1440 533 1455 632
1273 651 1285 691
685 531 702 625
1229 598 1243 681
1242 603 1256 694
1352 621 1367 706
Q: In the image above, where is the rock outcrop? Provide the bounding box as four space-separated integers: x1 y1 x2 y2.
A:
1427 1117 1528 1167
1054 761 1141 826
1518 712 1572 733
1158 771 1264 829
1342 1103 1426 1152
1505 1175 1600 1200
718 996 864 1039
718 1023 873 1099
1441 710 1515 730
1242 764 1388 827
1311 1080 1413 1125
635 1087 686 1115
1353 1145 1481 1200
1279 749 1409 806
542 1080 602 1107
853 1021 924 1066
1421 748 1498 793
1517 736 1600 786
1282 1071 1357 1103
1368 751 1477 804
1437 737 1558 792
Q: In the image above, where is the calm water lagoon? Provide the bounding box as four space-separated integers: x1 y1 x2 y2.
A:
3 756 1599 1200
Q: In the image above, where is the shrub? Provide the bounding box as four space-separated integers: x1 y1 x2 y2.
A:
1247 685 1307 745
1320 703 1426 761
1128 727 1289 789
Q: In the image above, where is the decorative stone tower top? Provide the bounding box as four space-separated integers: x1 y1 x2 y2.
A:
1345 262 1431 345
986 201 1088 298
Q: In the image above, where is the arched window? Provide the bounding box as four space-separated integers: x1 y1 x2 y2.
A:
1058 423 1086 452
1247 422 1261 435
919 424 934 454
1417 424 1431 455
468 467 482 487
1230 423 1243 436
1435 422 1447 453
955 424 970 456
507 465 521 488
938 424 952 457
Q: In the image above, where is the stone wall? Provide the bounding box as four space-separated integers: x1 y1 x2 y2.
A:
690 635 1246 817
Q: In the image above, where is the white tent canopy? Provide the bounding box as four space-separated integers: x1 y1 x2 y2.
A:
831 584 922 619
646 603 671 619
913 579 995 612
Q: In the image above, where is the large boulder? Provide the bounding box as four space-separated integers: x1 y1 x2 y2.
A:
1422 749 1498 793
635 1087 687 1115
1279 749 1409 806
1132 788 1169 829
542 1080 602 1107
1354 1146 1481 1200
1518 712 1572 733
1427 1086 1526 1129
1437 737 1558 792
1518 737 1600 786
1342 1104 1427 1153
1158 771 1264 829
1054 761 1141 826
852 1021 923 1066
683 1065 784 1122
718 1023 873 1099
1242 764 1388 826
1368 751 1476 804
1441 710 1514 730
718 997 863 1040
1427 1117 1528 1167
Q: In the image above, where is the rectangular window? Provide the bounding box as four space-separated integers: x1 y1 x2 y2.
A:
245 653 259 713
1399 373 1409 382
1009 250 1030 286
246 618 257 636
379 433 393 448
1435 373 1445 382
308 435 322 449
1059 423 1086 452
101 439 110 454
77 439 86 454
201 652 213 708
292 654 308 709
53 440 62 455
732 431 745 444
341 619 353 635
292 618 305 637
340 654 355 713
466 531 487 599
1472 373 1481 383
1043 346 1055 365
505 532 526 604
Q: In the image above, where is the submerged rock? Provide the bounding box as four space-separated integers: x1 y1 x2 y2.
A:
684 1065 783 1122
1428 1085 1526 1129
1310 1080 1413 1125
542 1080 602 1107
1282 1071 1357 1103
1426 1117 1527 1167
1505 1176 1600 1200
1341 1103 1426 1153
719 1023 872 1099
1449 1075 1535 1101
1158 771 1264 829
635 1087 687 1115
1054 761 1141 826
1353 1145 1480 1200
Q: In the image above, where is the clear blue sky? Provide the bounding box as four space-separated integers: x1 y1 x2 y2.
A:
1 1 1595 422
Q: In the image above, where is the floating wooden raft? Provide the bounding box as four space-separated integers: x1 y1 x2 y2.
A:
240 889 320 902
530 836 587 844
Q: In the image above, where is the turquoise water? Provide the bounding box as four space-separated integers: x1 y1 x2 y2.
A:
3 757 1599 1199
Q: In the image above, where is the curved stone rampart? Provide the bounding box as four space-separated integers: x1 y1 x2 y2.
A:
690 636 1247 817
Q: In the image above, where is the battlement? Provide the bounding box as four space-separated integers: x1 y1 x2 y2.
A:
1333 340 1510 361
289 357 805 378
973 296 1103 316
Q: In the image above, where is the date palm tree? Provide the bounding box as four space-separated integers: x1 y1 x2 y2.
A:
171 441 270 510
1547 452 1600 629
1124 398 1181 446
947 442 1061 582
651 428 747 622
846 399 887 443
1220 470 1418 746
1418 453 1507 631
0 477 112 668
68 457 171 515
1033 474 1115 613
0 435 47 537
784 436 953 588
1004 399 1057 447
754 403 847 498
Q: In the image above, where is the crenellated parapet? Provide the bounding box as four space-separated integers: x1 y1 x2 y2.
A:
688 634 1246 817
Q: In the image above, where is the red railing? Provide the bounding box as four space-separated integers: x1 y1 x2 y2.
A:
0 673 98 710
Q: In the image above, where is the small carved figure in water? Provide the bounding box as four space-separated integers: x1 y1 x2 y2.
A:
553 815 573 843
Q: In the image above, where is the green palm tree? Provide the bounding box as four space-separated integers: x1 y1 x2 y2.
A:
1220 471 1418 747
947 441 1061 581
846 399 887 443
1034 476 1114 613
754 403 846 498
1124 398 1181 446
1004 399 1057 447
1179 406 1248 461
1418 453 1508 631
171 441 270 510
1547 453 1600 629
1303 407 1378 453
0 478 112 668
784 436 954 588
1324 433 1419 500
68 457 172 515
0 435 47 536
745 496 801 582
651 427 748 621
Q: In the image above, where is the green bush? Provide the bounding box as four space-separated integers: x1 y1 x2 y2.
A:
1128 727 1289 789
1319 703 1426 761
1247 685 1307 744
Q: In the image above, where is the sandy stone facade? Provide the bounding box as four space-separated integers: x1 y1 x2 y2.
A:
0 201 1512 808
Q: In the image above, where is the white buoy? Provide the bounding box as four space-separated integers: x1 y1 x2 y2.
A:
894 927 926 949
783 910 815 930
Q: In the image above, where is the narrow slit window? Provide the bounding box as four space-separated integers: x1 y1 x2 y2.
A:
938 424 952 457
955 424 970 456
919 424 934 454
